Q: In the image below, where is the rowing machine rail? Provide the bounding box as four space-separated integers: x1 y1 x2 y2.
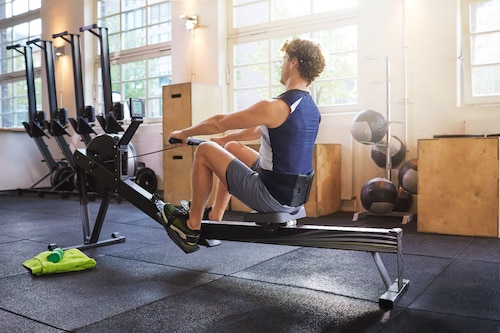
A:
202 212 409 309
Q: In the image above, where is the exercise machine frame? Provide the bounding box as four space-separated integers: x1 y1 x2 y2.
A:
80 24 123 134
204 212 408 309
28 38 76 193
53 30 97 146
7 43 74 196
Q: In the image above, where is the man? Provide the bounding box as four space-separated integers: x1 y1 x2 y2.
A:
163 37 327 253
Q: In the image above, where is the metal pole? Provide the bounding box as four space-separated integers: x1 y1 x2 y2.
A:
385 56 392 180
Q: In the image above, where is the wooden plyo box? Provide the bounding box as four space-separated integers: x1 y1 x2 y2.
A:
231 144 342 218
418 137 500 238
162 82 222 205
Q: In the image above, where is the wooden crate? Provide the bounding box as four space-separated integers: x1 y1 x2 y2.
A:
231 144 342 218
162 82 222 205
418 137 500 237
163 146 195 205
162 82 222 142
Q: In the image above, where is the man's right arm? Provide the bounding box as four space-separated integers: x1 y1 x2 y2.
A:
169 98 289 143
211 127 260 146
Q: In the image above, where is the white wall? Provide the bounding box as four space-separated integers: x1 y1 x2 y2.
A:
1 0 499 212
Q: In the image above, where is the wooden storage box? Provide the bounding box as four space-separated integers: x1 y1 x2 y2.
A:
231 144 342 218
418 137 500 238
162 82 222 204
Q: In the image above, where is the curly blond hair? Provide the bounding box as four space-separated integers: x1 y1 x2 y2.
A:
281 37 327 85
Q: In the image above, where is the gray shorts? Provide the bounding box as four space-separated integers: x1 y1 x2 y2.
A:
225 158 300 214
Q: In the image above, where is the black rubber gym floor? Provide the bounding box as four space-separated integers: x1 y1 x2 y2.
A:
0 192 498 332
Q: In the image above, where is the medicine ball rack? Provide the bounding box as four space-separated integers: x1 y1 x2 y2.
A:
353 57 416 224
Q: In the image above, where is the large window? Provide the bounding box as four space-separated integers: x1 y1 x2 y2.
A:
461 0 500 105
0 0 42 128
109 56 172 118
229 0 358 112
97 0 172 119
232 0 358 29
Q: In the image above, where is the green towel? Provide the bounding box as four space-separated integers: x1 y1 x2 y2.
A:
23 248 96 276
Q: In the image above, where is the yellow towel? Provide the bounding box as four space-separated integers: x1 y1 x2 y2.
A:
23 248 96 276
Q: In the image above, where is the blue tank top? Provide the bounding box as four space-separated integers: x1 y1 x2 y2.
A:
257 89 320 206
258 89 320 173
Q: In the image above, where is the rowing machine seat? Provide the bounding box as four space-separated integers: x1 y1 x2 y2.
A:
243 206 306 224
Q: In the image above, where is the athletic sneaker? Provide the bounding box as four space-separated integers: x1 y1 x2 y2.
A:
161 203 200 253
203 207 213 220
180 200 212 220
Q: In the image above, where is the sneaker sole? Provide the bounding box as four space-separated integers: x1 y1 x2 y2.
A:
166 228 199 254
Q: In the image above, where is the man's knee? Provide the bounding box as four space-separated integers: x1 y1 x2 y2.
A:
194 141 234 180
195 141 232 165
195 141 219 159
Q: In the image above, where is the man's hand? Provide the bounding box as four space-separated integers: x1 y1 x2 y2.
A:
169 130 187 146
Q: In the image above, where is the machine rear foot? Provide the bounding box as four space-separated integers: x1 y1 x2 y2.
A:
199 237 221 247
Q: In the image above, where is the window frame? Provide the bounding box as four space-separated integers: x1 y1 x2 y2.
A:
0 3 42 129
460 0 500 106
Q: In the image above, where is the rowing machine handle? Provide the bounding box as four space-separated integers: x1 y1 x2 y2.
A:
169 138 206 145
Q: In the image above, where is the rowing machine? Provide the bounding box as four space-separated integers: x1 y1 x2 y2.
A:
7 43 74 196
52 129 409 308
28 38 76 193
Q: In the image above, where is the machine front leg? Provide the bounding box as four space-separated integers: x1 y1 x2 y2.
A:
76 165 92 243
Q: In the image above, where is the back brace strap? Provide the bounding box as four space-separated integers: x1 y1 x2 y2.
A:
257 167 315 207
